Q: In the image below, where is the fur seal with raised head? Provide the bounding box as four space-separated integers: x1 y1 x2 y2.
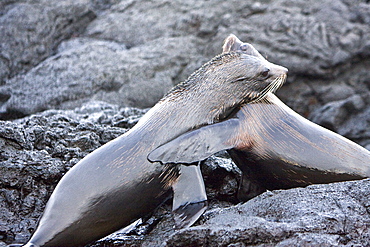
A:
22 37 288 247
149 34 370 201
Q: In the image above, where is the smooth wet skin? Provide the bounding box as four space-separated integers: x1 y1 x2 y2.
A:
23 36 287 247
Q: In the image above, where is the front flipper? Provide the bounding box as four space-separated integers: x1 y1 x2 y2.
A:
172 165 207 228
148 118 240 164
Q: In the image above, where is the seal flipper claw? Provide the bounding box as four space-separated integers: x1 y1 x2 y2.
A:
172 165 207 228
173 200 208 229
149 118 240 164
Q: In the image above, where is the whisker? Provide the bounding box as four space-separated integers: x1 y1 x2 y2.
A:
248 74 286 103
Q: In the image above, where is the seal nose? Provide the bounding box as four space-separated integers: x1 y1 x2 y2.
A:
278 66 288 75
267 61 288 77
272 64 288 76
282 67 288 75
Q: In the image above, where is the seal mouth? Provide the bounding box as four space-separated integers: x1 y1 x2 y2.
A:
249 74 287 104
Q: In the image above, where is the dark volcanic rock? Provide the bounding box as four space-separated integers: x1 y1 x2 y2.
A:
310 93 370 147
85 0 370 77
0 101 147 244
0 36 205 119
1 0 369 124
0 0 96 85
163 179 370 247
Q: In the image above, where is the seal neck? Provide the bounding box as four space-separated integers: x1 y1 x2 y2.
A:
130 95 230 146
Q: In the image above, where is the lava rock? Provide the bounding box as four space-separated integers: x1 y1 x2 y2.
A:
0 0 96 84
163 179 370 247
85 0 370 77
0 36 205 119
0 101 146 244
1 0 369 122
310 93 370 147
97 178 370 247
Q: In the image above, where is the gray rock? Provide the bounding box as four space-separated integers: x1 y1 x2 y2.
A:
0 101 146 244
310 94 370 146
0 36 206 119
201 155 241 204
0 0 96 84
314 83 356 103
162 179 370 247
1 0 369 126
277 60 370 118
86 0 370 77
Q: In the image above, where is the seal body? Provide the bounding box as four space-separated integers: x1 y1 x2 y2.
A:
149 34 370 201
24 47 288 247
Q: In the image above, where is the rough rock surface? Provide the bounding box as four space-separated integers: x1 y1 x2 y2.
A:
0 35 207 119
163 179 370 247
0 101 147 244
1 0 370 246
131 179 369 247
0 0 96 85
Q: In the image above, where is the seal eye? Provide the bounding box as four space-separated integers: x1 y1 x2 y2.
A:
260 69 270 79
240 44 248 51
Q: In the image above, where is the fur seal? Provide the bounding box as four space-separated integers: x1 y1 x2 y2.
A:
23 38 288 247
149 34 370 201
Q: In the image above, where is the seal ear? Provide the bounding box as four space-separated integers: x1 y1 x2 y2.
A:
148 118 240 164
223 34 243 53
223 34 266 60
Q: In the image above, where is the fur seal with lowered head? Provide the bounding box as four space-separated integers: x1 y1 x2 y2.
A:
22 37 288 247
149 34 370 201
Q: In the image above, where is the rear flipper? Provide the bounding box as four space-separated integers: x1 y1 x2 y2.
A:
172 165 207 228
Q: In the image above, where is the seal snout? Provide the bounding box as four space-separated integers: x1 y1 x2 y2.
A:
261 63 288 96
270 64 288 77
281 66 288 75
